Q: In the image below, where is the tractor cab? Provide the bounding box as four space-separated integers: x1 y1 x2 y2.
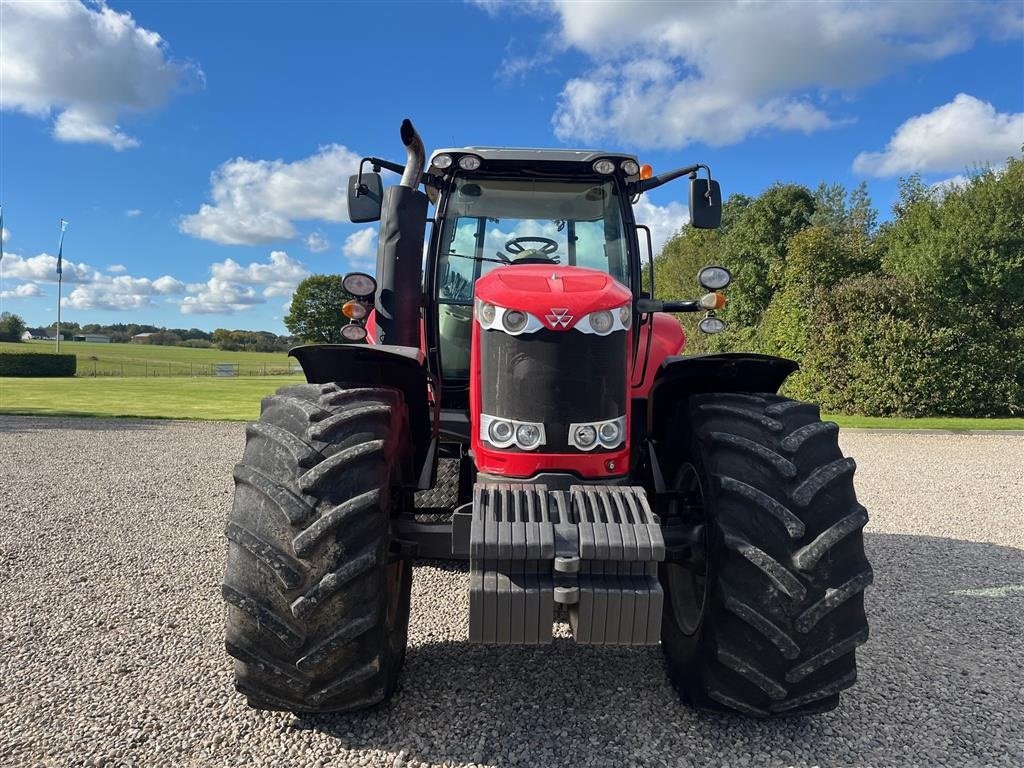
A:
427 153 638 388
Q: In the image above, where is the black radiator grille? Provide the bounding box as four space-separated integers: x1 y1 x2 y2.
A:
479 328 627 452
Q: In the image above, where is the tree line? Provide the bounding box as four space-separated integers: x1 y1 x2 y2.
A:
655 155 1023 417
1 317 295 352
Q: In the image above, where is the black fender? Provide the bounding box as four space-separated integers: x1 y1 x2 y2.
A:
289 344 437 489
646 352 798 442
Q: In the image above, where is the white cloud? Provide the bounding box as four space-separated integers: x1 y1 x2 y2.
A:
479 1 1019 149
304 232 330 253
152 275 185 294
342 228 377 269
0 248 187 311
853 94 1024 176
180 251 309 314
53 106 139 150
554 61 834 148
125 209 143 218
179 145 361 245
63 273 186 311
632 197 690 256
1 252 100 283
0 283 45 299
1 227 10 245
0 0 201 150
180 278 264 315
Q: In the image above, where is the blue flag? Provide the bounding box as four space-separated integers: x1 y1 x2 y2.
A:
56 218 67 275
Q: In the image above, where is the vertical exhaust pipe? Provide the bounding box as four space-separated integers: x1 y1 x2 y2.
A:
399 119 425 189
375 119 428 347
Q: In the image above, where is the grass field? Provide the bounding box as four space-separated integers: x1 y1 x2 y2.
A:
0 375 303 421
0 339 296 377
0 374 1021 428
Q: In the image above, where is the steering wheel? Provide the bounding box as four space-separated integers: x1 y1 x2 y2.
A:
505 237 558 256
502 236 560 264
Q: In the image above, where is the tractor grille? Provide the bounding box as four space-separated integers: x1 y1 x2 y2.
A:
479 328 627 452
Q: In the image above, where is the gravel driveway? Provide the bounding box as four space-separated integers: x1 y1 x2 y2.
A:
1 416 1022 767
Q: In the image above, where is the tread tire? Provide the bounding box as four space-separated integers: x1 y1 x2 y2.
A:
223 383 413 713
660 392 872 717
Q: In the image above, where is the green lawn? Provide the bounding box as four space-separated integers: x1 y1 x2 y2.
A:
0 375 303 421
0 374 1021 428
826 414 1024 431
0 339 295 377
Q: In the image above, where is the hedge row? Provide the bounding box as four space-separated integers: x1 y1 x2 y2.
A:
0 352 78 377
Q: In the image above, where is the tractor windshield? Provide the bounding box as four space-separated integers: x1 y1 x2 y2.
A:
436 177 630 305
434 176 631 379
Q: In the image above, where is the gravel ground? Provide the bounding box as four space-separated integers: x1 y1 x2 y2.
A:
1 416 1022 768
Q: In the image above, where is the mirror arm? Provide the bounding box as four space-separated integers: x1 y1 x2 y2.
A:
359 156 442 193
630 163 702 195
636 298 702 314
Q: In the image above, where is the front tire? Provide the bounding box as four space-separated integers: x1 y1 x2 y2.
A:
222 383 413 713
659 392 872 717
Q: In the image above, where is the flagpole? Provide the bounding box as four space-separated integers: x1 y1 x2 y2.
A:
56 219 67 353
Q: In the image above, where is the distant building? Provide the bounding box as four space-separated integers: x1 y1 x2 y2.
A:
21 331 34 341
131 333 153 342
73 333 111 343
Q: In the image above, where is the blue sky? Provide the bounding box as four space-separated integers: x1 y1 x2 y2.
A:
1 0 1021 332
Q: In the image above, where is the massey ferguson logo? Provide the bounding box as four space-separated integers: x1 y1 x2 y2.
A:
546 308 573 328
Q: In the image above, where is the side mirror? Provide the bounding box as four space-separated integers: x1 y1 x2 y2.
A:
348 172 383 223
689 178 722 230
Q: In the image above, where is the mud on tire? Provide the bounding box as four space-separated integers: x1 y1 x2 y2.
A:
660 392 872 717
223 383 413 713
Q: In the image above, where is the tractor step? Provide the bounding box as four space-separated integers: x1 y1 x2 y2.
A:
467 483 665 646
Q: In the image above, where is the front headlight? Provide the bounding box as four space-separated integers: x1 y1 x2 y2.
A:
589 310 614 334
502 309 528 333
619 305 632 330
476 300 543 335
569 416 626 450
480 414 546 450
478 301 496 326
515 423 542 449
574 425 597 448
488 418 513 444
576 304 632 335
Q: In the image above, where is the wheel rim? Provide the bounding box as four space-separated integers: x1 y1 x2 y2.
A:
665 462 708 636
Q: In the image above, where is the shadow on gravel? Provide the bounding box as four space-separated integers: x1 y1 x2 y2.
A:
294 533 1024 767
0 414 162 431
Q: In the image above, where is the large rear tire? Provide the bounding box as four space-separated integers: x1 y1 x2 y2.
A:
659 392 872 717
223 383 413 713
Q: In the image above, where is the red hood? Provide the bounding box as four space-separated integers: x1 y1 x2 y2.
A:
474 265 632 332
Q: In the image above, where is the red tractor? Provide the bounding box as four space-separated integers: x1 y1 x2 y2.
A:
223 120 872 718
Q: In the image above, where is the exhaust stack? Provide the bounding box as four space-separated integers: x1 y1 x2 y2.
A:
375 119 428 347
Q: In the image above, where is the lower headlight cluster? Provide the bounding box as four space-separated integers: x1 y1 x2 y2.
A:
480 414 546 450
568 415 627 451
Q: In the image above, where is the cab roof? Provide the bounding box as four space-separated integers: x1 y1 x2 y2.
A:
429 147 639 165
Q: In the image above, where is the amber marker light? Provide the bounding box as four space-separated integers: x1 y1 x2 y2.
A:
342 300 368 321
640 164 654 180
699 292 727 310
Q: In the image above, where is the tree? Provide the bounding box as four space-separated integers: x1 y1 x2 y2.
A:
285 274 355 343
0 312 27 342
